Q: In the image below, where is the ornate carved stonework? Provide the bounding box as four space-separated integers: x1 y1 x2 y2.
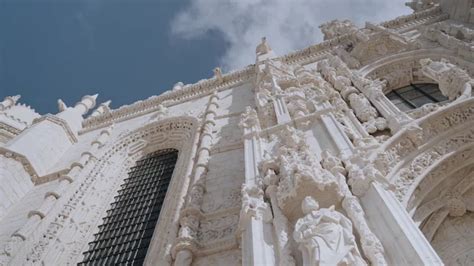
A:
2 2 474 265
319 19 358 41
420 58 473 101
267 126 343 220
293 197 367 266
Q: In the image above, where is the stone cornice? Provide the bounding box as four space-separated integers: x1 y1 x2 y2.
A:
280 36 349 65
380 5 442 30
0 122 21 136
280 6 444 66
79 6 445 134
33 115 78 143
80 66 255 133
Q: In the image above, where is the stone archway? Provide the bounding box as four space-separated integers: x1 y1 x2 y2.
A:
359 48 474 94
369 98 474 265
3 116 200 265
87 116 199 266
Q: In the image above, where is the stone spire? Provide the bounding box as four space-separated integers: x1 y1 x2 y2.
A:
91 100 111 117
0 95 20 111
75 94 98 115
256 37 276 63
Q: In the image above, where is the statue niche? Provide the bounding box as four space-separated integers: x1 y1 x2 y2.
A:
293 196 366 266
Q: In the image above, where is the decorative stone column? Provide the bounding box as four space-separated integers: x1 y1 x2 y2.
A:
318 60 372 156
238 107 276 266
262 165 296 266
328 56 412 132
172 92 219 266
321 150 388 266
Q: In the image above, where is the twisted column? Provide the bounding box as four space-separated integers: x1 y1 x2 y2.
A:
321 151 387 266
172 92 219 266
263 167 296 266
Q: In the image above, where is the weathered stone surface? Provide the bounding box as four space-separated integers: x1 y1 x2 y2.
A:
1 1 474 265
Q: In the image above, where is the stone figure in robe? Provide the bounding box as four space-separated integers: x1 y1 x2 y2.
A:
293 196 366 266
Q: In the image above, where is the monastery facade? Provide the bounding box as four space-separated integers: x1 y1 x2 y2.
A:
0 0 474 265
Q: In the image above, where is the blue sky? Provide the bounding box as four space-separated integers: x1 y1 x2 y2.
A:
0 0 411 114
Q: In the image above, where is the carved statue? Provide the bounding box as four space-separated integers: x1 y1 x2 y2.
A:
347 92 378 122
239 106 260 129
420 58 473 101
293 196 367 266
256 37 272 55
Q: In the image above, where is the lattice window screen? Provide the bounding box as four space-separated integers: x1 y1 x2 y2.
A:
79 149 178 265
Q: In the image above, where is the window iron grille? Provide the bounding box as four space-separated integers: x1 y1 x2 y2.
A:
79 149 178 266
386 83 448 111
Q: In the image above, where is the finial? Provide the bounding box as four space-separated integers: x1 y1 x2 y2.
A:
91 100 112 117
57 99 67 112
256 37 272 55
101 100 111 107
10 95 21 103
173 82 184 91
213 67 223 82
75 94 98 115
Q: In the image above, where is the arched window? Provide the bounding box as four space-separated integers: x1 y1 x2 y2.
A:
386 83 448 111
79 149 178 265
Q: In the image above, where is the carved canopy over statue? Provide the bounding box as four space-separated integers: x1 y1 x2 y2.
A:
420 58 473 101
319 19 358 41
293 197 367 266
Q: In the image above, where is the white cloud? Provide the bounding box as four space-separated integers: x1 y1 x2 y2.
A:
171 0 412 71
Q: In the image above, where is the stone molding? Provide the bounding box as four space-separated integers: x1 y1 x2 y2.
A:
0 122 21 138
78 6 449 134
381 5 442 29
0 116 199 265
32 115 78 143
0 148 39 183
368 98 474 205
80 67 254 133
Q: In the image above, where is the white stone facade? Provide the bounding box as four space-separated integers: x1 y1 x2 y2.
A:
1 0 474 265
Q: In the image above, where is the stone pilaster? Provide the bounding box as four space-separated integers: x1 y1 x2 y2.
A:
238 107 276 266
172 92 219 266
